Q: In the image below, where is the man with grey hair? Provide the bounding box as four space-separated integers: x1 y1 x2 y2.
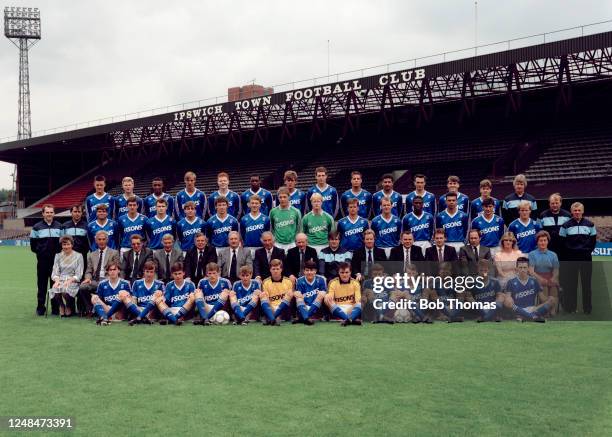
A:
78 230 120 314
539 193 571 256
153 234 184 283
559 202 597 314
502 174 538 224
286 233 319 282
218 231 253 283
253 231 287 281
184 232 217 285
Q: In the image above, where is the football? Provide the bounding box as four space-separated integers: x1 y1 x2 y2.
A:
212 310 230 325
394 309 412 323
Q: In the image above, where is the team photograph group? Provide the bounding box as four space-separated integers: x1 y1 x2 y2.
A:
29 167 597 326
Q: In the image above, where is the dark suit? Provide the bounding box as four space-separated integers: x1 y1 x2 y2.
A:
425 245 458 262
153 248 184 282
351 246 387 277
253 246 287 279
121 248 154 281
285 246 319 278
389 245 425 263
458 245 492 275
425 245 458 275
184 244 217 285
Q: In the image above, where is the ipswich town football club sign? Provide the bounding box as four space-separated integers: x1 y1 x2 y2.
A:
173 67 426 122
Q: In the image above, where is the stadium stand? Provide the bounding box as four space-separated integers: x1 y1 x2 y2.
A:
35 159 156 209
502 122 612 183
101 124 515 199
23 106 612 212
3 31 612 223
33 175 100 209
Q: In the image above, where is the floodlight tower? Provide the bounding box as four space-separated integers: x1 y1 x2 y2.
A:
4 6 41 140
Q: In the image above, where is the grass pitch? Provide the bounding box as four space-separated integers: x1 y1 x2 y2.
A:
1 247 611 436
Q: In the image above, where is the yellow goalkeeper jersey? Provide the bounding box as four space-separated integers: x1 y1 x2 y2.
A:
328 278 361 305
262 277 293 309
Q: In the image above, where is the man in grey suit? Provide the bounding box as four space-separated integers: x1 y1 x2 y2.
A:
154 234 184 283
78 230 120 315
121 234 154 282
459 229 492 275
218 231 253 283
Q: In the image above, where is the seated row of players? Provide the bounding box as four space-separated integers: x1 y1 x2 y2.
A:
81 169 584 264
91 259 363 327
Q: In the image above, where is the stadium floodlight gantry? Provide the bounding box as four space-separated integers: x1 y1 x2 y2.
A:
4 6 41 140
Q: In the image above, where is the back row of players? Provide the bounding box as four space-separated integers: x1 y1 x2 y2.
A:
78 168 552 256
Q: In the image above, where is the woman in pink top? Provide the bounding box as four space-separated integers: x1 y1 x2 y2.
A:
494 231 524 287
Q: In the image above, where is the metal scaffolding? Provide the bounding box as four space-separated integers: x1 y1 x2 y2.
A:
107 32 612 161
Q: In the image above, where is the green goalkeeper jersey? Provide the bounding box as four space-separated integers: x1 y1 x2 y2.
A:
269 206 302 244
302 210 335 245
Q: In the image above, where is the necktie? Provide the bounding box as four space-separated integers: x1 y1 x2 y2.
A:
165 252 171 282
299 250 305 275
438 247 443 262
473 246 478 259
230 249 238 281
132 252 139 281
267 250 272 264
196 251 204 278
94 249 104 280
366 249 373 276
405 248 410 271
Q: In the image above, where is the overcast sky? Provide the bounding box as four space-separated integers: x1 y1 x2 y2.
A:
1 0 611 190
